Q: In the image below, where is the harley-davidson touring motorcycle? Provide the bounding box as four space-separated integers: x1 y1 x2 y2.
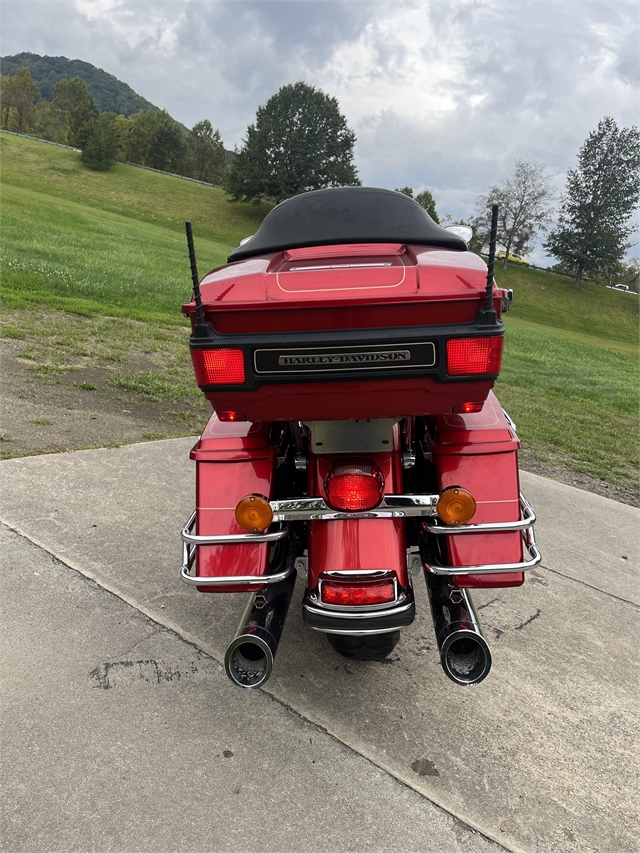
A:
179 187 540 689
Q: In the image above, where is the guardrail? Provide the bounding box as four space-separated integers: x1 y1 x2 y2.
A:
0 129 225 189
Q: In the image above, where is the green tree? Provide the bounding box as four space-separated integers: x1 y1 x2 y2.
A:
120 110 157 164
51 77 97 146
474 160 555 269
0 75 11 129
227 82 360 203
415 190 439 223
185 119 228 184
394 186 439 222
146 109 186 172
81 112 119 170
544 118 640 290
0 67 40 132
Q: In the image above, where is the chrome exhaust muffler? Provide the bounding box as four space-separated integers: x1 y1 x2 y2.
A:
425 573 492 686
224 545 297 689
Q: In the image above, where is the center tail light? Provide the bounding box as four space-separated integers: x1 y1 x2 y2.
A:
446 336 503 376
191 348 245 385
320 573 397 606
325 460 384 512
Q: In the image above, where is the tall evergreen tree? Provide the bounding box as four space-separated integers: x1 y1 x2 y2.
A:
0 68 40 132
227 82 360 203
544 118 640 289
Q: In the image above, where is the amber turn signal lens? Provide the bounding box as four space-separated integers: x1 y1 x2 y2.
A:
437 487 476 525
235 495 273 532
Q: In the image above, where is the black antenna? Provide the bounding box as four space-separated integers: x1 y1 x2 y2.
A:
186 220 205 325
476 204 500 326
185 221 215 342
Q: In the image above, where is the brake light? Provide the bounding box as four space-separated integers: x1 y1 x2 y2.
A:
325 461 384 512
320 575 396 606
191 348 245 385
452 401 484 414
217 411 247 422
446 336 503 375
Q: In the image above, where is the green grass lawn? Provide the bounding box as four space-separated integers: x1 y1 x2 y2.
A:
1 133 269 320
1 133 638 496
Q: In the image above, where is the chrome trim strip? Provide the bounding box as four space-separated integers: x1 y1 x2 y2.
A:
303 598 414 620
271 494 439 521
310 626 402 636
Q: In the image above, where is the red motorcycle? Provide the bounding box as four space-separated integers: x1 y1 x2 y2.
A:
179 187 540 688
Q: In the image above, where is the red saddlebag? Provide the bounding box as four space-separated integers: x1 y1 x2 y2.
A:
428 391 524 588
191 414 276 592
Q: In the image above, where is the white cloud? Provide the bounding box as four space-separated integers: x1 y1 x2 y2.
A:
1 0 637 256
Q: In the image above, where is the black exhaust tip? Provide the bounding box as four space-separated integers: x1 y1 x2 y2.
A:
225 635 273 688
440 630 492 685
424 573 493 686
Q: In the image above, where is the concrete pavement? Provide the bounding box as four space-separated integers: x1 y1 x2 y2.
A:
1 438 638 853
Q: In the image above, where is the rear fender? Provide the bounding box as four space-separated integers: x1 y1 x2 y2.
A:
427 391 524 587
307 424 408 591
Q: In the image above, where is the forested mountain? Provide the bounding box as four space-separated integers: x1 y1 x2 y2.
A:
1 52 158 116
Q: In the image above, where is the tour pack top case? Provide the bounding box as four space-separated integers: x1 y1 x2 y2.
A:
182 187 510 422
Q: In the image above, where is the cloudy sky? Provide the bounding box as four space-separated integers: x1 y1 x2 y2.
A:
2 0 638 261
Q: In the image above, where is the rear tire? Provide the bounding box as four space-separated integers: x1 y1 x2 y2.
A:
327 631 400 661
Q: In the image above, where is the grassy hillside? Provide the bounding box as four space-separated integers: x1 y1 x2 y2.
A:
1 133 638 496
495 262 638 349
1 133 270 320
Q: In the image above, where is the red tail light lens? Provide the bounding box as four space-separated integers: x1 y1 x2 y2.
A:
446 336 503 376
320 574 396 606
191 348 245 385
452 401 484 414
217 411 247 422
325 461 384 512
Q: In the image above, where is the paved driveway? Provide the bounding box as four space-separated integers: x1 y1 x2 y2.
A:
1 438 638 853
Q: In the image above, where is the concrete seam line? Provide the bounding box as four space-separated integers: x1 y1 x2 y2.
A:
538 563 640 608
0 519 521 853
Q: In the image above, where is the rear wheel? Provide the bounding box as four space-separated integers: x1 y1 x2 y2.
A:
327 631 400 661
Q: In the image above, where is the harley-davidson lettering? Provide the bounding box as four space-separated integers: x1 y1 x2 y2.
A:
278 350 411 366
254 341 436 374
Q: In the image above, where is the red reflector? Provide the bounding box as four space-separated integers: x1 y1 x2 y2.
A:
325 461 384 512
446 336 503 376
321 577 396 606
217 411 247 422
452 401 484 414
191 348 245 385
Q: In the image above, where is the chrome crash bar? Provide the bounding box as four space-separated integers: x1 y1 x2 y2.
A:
180 512 293 587
421 493 541 576
180 492 540 584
